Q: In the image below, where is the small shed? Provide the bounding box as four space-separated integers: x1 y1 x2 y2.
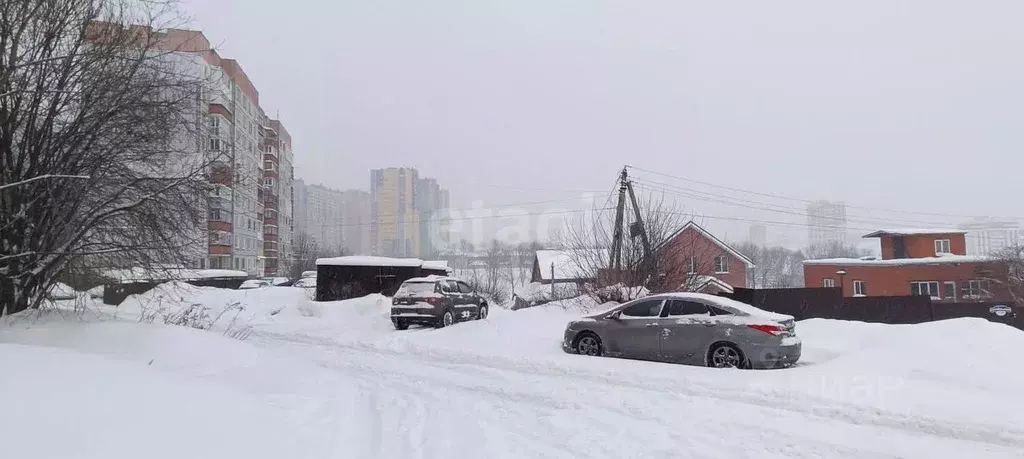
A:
101 268 248 305
316 256 444 301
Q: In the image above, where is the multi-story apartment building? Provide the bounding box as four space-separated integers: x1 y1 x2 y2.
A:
370 168 450 257
293 179 346 253
414 177 450 257
341 190 372 255
261 119 294 276
958 217 1021 256
806 200 848 248
152 28 291 276
371 167 419 257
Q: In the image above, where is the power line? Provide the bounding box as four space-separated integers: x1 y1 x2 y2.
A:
627 165 1018 221
631 178 966 229
307 207 615 230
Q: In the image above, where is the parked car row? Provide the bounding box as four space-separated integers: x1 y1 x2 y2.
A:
238 272 317 290
389 276 801 370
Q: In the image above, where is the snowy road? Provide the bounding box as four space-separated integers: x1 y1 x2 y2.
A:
245 301 1024 459
3 289 1023 458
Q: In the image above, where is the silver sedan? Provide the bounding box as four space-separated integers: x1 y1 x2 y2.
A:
562 292 801 369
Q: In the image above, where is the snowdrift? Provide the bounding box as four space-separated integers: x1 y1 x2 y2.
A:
112 281 311 331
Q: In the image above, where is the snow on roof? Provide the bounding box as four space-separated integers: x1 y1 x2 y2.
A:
104 267 248 282
421 260 449 271
316 256 424 267
654 292 793 321
685 275 735 294
803 254 996 267
660 221 755 268
535 249 605 281
862 229 969 238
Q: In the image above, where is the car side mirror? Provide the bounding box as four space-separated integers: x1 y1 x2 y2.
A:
606 311 621 320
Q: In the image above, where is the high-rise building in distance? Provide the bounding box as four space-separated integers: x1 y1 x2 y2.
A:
958 217 1021 256
371 167 449 257
748 224 767 247
806 200 848 247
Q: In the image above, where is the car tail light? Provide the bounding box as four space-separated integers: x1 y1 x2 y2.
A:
425 297 441 306
748 324 785 336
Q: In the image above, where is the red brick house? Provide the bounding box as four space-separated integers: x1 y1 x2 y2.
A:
803 229 1008 301
659 221 753 294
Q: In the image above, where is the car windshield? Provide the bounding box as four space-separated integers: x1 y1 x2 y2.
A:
396 282 436 296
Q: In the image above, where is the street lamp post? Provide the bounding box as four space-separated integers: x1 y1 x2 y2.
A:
836 269 848 296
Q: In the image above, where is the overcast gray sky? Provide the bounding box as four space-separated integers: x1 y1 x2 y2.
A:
185 0 1024 247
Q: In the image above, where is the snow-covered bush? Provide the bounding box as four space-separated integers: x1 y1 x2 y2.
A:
510 282 581 310
585 283 649 304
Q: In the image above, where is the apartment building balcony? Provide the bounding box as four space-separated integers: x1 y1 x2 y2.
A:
209 185 233 201
264 233 279 243
209 244 231 255
209 220 232 232
210 167 233 186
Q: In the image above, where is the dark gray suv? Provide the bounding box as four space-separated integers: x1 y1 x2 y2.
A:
390 276 489 330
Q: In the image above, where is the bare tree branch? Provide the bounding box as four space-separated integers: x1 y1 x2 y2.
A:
1 0 216 315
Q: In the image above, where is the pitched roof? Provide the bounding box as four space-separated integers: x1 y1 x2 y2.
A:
534 249 605 281
685 275 735 294
660 221 755 268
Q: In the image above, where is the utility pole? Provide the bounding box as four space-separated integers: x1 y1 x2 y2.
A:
551 262 555 297
625 178 653 273
610 167 628 271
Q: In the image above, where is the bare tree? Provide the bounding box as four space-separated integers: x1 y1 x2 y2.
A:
973 245 1019 304
1 1 217 316
462 239 510 305
557 190 690 301
289 232 321 279
804 240 869 260
735 242 805 288
288 232 349 279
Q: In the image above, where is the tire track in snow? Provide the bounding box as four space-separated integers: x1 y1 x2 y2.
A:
253 330 1023 450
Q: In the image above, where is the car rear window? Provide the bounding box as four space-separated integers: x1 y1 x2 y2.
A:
397 282 436 296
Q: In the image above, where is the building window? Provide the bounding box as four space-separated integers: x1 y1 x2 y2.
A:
823 278 835 288
714 255 728 274
934 239 951 255
853 280 866 296
910 281 940 299
208 116 220 136
687 256 696 274
964 280 990 299
209 137 221 152
943 281 956 301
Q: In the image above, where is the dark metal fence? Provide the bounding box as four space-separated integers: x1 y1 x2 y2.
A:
721 287 1020 329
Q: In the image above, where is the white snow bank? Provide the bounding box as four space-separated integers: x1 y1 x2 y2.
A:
47 282 77 300
104 267 247 282
0 343 298 459
112 281 311 331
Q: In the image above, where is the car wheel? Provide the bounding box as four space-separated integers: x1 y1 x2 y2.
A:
393 320 409 331
574 332 603 356
477 304 488 320
437 310 454 328
708 343 748 369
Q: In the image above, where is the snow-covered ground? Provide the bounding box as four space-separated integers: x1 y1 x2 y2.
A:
2 286 1023 458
